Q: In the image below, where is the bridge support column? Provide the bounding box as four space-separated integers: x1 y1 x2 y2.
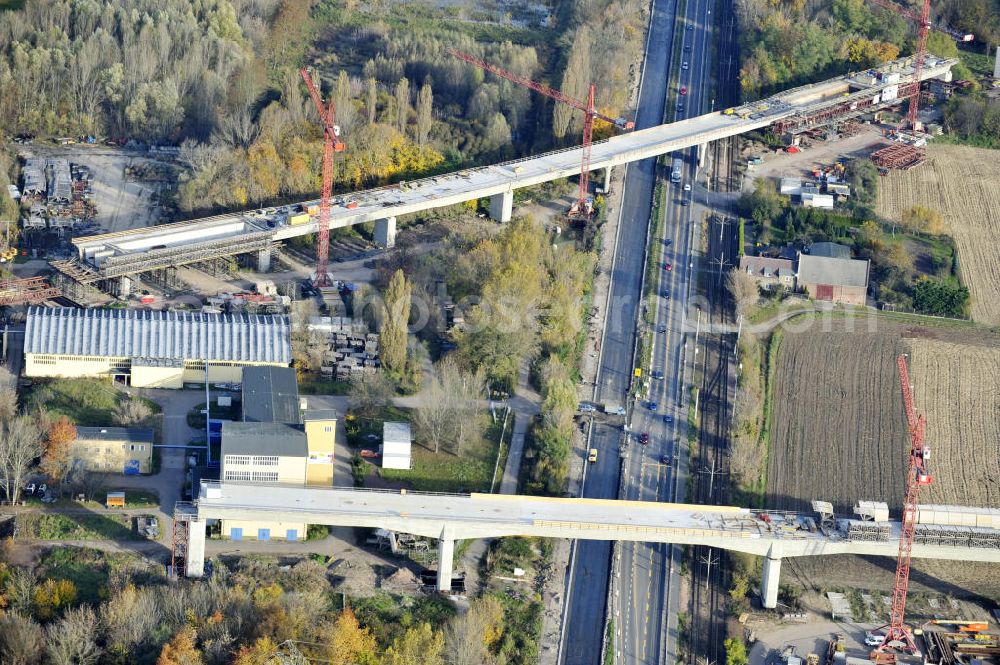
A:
375 216 397 249
698 143 709 169
256 248 272 273
186 518 206 578
437 526 455 593
603 166 612 190
489 191 513 223
760 549 782 609
118 276 132 298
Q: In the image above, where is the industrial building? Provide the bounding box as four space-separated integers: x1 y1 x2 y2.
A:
71 426 154 474
217 366 337 541
797 253 870 305
23 307 291 388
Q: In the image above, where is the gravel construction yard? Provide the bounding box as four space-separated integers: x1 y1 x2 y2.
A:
876 145 1000 325
764 314 1000 598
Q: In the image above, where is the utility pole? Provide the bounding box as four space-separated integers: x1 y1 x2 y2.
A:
699 462 728 500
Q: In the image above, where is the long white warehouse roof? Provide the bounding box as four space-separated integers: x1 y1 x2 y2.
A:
25 307 292 363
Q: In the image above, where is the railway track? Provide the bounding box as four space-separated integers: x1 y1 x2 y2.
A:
687 0 739 662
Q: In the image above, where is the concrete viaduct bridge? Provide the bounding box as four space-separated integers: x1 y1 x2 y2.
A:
57 54 956 293
182 482 1000 607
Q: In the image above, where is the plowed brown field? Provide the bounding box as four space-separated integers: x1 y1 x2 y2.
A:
875 145 1000 324
764 315 1000 597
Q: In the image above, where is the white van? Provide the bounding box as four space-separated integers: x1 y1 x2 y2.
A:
864 632 886 647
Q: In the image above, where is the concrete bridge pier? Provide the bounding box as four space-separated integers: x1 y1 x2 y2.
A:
760 545 782 609
186 518 207 578
437 525 455 592
256 248 272 273
603 166 613 191
375 216 397 248
118 276 132 298
698 142 709 169
489 191 513 223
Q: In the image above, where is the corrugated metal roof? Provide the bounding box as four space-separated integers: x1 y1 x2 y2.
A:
797 254 869 289
383 421 411 444
25 307 291 363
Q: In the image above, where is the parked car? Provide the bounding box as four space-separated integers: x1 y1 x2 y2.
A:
660 455 672 466
648 401 658 411
579 403 597 413
638 433 650 445
588 448 598 463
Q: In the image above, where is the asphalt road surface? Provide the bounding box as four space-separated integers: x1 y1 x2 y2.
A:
560 0 678 661
612 0 720 661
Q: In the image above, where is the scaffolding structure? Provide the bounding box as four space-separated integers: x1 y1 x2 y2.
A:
0 277 61 306
871 144 928 172
170 502 196 579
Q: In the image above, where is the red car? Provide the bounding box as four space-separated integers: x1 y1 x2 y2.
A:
680 86 687 95
664 263 673 271
639 433 650 445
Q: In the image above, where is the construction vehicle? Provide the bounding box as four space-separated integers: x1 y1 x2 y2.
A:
826 633 846 665
929 620 989 633
871 355 934 664
447 48 634 219
300 68 346 288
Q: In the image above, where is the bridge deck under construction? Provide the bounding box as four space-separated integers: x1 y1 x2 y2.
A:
67 54 956 283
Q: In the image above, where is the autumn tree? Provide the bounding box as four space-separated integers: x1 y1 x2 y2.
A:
725 268 760 318
334 70 359 135
415 81 434 145
232 637 281 665
46 605 102 665
0 388 17 422
41 416 76 483
553 26 592 139
366 77 378 124
445 595 504 665
0 612 44 665
394 77 410 136
316 609 377 665
156 625 203 665
0 416 44 504
900 205 945 235
382 623 444 665
349 372 395 421
33 579 77 621
113 398 153 427
412 356 487 454
380 269 412 376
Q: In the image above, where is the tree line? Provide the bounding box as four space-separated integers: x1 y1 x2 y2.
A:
0 550 532 665
735 0 991 100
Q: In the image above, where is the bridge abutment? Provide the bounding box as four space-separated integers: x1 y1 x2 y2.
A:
437 526 455 592
375 217 397 248
760 548 782 609
256 248 272 273
489 191 513 223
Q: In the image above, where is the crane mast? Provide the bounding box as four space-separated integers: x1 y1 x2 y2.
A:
447 47 633 218
865 0 973 130
872 354 933 663
300 68 345 288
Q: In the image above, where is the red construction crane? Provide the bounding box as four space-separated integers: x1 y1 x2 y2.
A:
871 354 933 663
447 47 634 217
866 0 973 129
300 68 346 288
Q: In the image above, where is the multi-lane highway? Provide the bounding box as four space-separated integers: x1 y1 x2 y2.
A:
559 0 676 660
615 0 720 661
561 0 719 661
